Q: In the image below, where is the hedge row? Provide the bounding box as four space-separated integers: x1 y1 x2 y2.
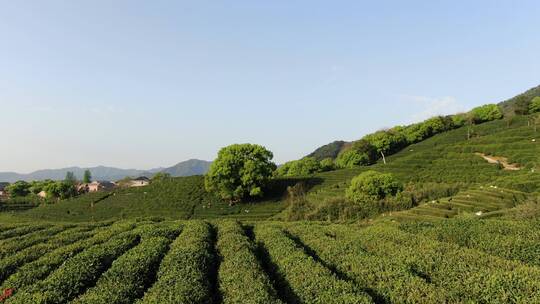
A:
216 221 283 304
0 224 27 234
73 236 172 304
329 224 540 303
254 224 372 304
137 221 214 304
7 231 140 303
0 225 50 241
0 221 137 294
283 223 450 303
0 225 74 259
400 219 540 267
0 226 99 284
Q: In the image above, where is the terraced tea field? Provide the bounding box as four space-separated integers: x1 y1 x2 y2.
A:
0 218 539 303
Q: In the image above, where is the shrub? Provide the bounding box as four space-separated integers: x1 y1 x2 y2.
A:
205 144 276 202
217 221 282 304
9 233 140 303
137 221 214 304
0 222 135 294
254 225 372 303
73 236 172 304
346 171 403 203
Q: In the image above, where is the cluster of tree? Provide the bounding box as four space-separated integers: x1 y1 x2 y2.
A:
5 170 87 201
275 157 335 177
205 144 276 203
498 84 540 115
333 104 504 169
203 104 507 203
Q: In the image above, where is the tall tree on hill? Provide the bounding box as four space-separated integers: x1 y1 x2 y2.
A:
83 170 92 183
65 171 77 185
504 109 516 128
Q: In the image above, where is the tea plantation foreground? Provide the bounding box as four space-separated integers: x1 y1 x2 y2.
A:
0 218 539 303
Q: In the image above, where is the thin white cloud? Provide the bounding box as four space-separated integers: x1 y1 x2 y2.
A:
400 95 466 122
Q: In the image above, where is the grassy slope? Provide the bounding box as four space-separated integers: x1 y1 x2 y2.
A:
305 116 540 206
7 176 285 222
3 115 539 223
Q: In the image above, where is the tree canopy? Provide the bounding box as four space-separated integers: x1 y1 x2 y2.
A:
65 171 77 185
275 157 322 177
470 104 503 123
205 144 276 202
530 97 540 114
83 170 92 183
5 181 31 198
152 172 171 182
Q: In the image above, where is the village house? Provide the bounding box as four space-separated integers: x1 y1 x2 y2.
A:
129 176 150 187
78 181 116 193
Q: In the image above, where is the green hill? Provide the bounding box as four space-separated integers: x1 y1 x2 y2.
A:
3 114 539 223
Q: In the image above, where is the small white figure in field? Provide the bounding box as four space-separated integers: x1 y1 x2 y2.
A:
475 211 483 216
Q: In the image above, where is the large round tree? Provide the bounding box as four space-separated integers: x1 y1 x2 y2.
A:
205 144 277 203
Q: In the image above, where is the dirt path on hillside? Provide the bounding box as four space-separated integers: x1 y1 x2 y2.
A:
475 153 521 171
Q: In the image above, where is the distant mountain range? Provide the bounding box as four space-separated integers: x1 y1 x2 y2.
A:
0 159 212 183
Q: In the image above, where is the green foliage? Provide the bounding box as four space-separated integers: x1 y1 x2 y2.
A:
287 224 449 303
28 180 54 195
275 157 322 177
319 158 335 172
217 221 282 304
44 181 77 200
65 171 78 185
5 181 31 198
83 170 92 184
335 140 378 168
8 231 140 303
346 171 403 203
451 113 467 127
363 129 407 155
335 150 370 168
151 172 171 182
400 219 540 267
529 96 540 113
205 144 276 202
254 224 372 303
0 222 134 293
1 219 540 302
306 140 347 161
137 221 214 304
470 104 503 123
0 226 95 284
73 236 174 304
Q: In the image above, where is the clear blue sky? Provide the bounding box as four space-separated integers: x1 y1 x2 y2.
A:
1 1 539 173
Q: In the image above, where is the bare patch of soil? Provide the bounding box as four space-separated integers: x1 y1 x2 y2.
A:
475 153 521 171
